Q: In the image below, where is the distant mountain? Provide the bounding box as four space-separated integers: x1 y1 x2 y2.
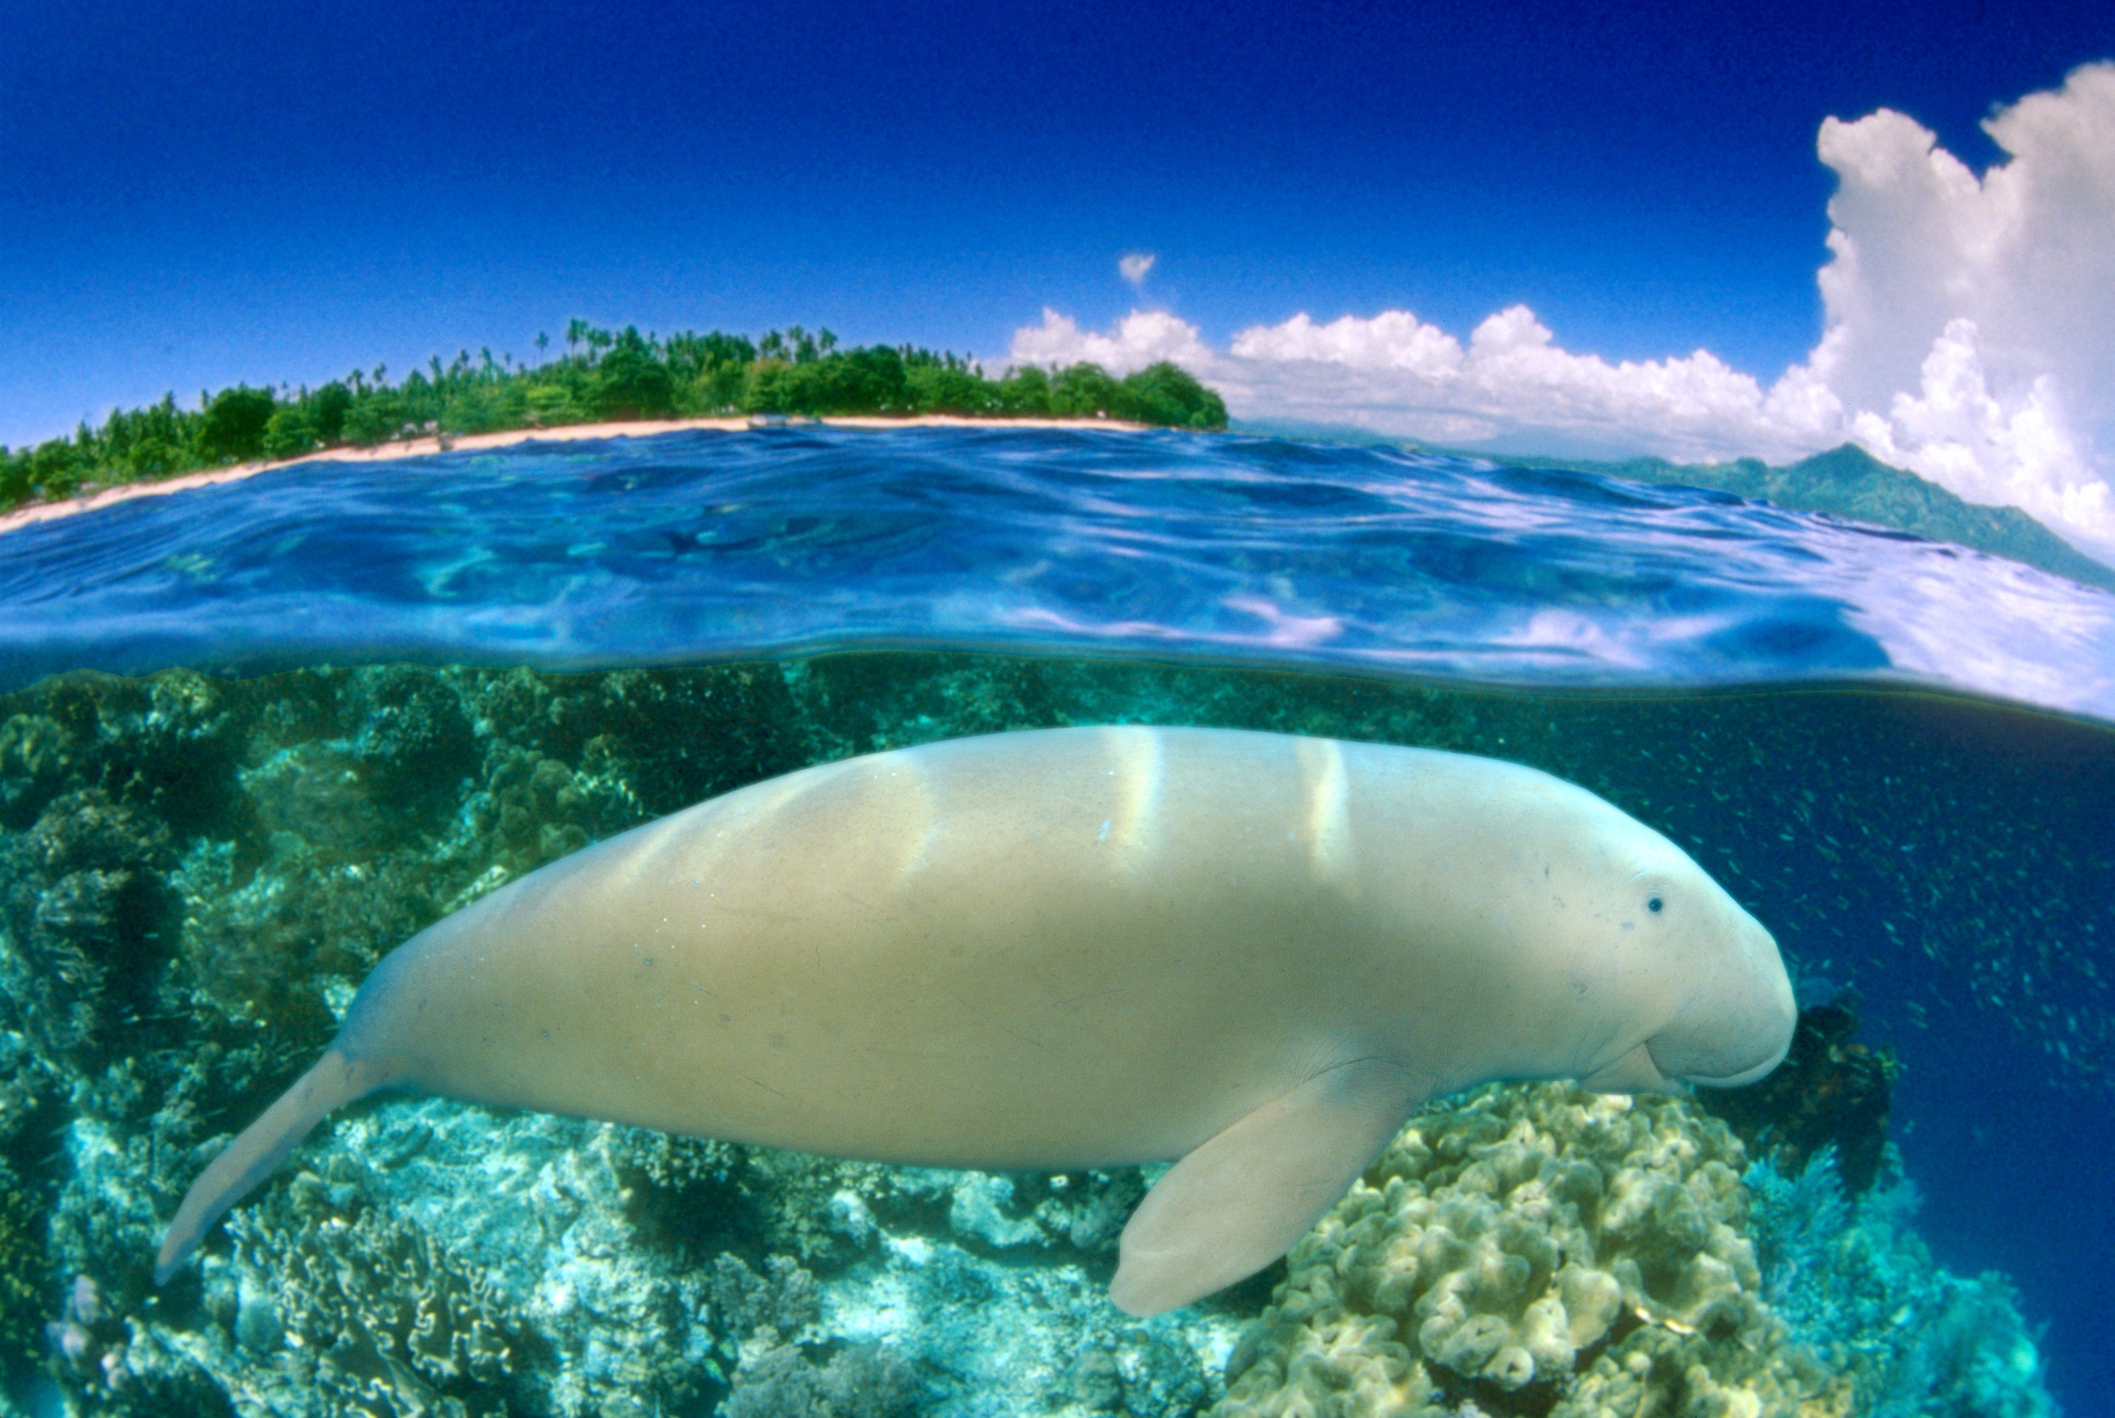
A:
1233 421 2115 595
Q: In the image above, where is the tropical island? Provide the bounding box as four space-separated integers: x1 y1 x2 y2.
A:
0 321 1229 515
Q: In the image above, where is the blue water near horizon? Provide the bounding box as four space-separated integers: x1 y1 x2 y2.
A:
3 425 2112 1415
2 425 2113 722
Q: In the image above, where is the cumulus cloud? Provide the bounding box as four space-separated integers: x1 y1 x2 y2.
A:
1119 252 1156 287
1010 302 1839 464
1010 308 1214 371
1804 63 2115 552
1011 62 2115 563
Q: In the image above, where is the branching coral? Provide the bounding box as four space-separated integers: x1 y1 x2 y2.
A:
710 1252 824 1342
722 1333 924 1418
211 1171 518 1417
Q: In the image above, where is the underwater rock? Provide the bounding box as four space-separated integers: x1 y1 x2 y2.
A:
242 742 393 854
459 664 807 820
342 666 479 817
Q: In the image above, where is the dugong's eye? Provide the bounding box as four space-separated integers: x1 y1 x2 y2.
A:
1647 896 1664 913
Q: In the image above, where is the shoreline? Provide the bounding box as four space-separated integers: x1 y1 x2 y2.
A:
0 413 1157 538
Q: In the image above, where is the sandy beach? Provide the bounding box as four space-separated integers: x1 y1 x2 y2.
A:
0 414 1155 538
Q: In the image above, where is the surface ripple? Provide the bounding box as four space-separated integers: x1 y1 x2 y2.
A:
2 426 2110 720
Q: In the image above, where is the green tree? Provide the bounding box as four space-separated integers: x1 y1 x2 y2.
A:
0 450 30 506
1049 363 1123 419
834 345 909 412
742 359 795 414
126 435 185 477
906 362 994 415
310 381 354 444
1120 362 1228 429
341 395 402 448
195 386 278 462
594 326 676 418
997 366 1052 415
27 439 85 498
262 406 319 460
524 384 583 426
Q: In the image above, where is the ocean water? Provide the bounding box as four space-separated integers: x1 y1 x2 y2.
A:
3 427 2112 715
0 426 2108 1418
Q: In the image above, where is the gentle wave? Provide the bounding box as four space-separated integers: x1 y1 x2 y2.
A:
2 426 2111 719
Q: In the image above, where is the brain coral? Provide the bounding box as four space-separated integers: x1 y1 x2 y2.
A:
1212 1082 1845 1418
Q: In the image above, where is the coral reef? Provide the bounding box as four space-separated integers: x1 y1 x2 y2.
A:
1701 993 1897 1194
1747 1147 2056 1417
1211 1081 1844 1418
0 1161 49 1376
182 1175 517 1418
0 787 178 1073
721 1334 924 1418
0 654 2081 1416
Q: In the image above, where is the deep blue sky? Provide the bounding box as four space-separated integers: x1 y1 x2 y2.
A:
4 0 2112 448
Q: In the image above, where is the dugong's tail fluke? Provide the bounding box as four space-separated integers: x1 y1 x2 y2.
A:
153 1049 403 1285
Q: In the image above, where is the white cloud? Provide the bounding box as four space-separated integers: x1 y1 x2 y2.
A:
1119 252 1156 286
1801 63 2115 554
1014 301 1839 464
1010 308 1214 372
1010 61 2115 564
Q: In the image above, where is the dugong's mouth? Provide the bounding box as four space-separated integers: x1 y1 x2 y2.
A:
1656 1037 1792 1090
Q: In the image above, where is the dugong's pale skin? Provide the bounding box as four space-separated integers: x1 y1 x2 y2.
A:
155 726 1795 1314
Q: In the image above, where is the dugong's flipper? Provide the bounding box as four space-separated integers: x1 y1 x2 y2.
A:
1111 1060 1421 1316
154 1050 404 1285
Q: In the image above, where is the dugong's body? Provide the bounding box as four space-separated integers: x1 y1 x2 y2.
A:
156 726 1794 1313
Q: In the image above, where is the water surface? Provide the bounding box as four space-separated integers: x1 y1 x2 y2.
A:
4 428 2110 720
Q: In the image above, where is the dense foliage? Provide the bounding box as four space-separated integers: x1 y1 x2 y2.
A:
0 321 1229 512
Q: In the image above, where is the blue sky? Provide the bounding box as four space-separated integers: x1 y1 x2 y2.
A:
4 0 2113 547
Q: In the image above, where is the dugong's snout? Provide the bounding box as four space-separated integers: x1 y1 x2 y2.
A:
1646 911 1798 1089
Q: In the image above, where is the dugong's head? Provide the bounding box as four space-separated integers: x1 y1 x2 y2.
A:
1512 772 1798 1096
1618 864 1796 1092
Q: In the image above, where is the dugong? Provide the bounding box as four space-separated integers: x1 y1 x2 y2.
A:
155 726 1794 1314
